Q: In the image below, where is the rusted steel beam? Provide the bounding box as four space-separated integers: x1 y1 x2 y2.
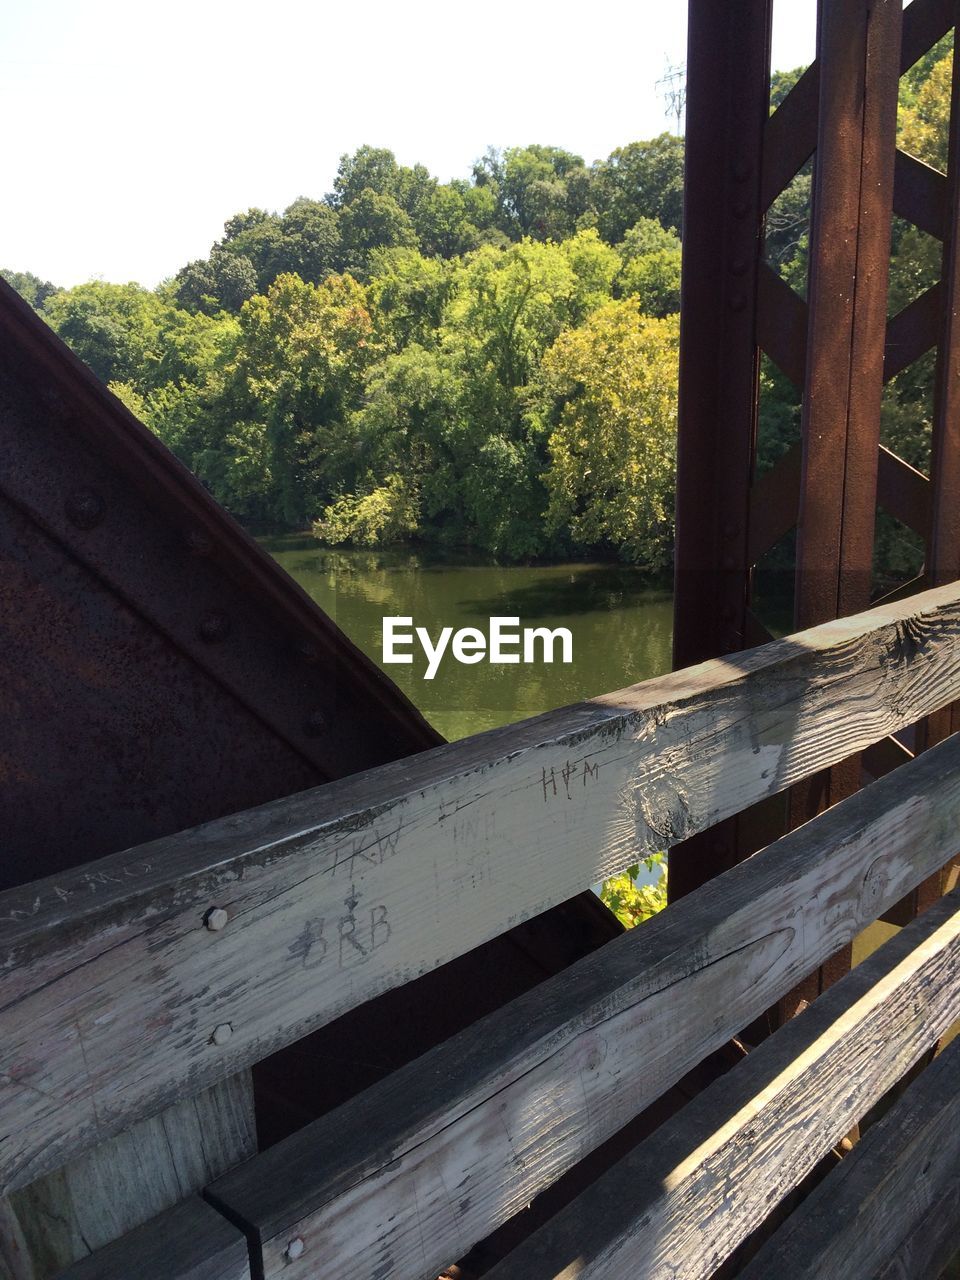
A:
876 444 931 539
759 0 954 213
755 263 808 388
796 0 901 630
670 0 773 900
884 283 943 380
901 0 955 72
785 0 903 1011
747 443 803 565
0 279 441 892
894 149 948 238
761 64 819 212
913 16 960 915
928 24 960 603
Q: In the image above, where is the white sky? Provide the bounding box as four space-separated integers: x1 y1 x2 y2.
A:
0 0 816 288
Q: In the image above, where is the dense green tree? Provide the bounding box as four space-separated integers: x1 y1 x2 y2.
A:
592 135 685 242
2 268 59 310
339 189 420 276
329 146 405 207
616 218 682 315
367 247 452 348
174 247 259 313
214 272 383 525
31 71 949 571
494 145 592 241
413 184 482 257
533 300 680 567
277 199 343 282
44 281 168 384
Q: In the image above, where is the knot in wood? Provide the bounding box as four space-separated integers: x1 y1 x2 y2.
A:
285 1236 306 1261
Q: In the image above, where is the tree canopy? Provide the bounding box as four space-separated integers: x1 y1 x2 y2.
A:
3 50 951 573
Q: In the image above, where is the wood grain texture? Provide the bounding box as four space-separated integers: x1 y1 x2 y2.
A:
480 889 960 1280
51 1196 250 1280
4 583 960 1194
206 731 960 1280
738 1037 960 1279
1 1072 255 1279
874 1178 960 1280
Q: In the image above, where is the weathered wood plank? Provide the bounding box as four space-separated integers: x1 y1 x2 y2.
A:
52 1196 250 1280
2 1072 255 1278
738 1037 960 1279
479 888 960 1280
206 733 960 1280
874 1177 960 1280
4 583 960 1194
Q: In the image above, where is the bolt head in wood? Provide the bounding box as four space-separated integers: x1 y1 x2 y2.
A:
204 907 229 931
285 1236 306 1261
211 1022 233 1046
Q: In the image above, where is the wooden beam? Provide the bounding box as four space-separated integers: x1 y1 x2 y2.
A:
53 1196 250 1280
1 1072 255 1277
206 734 960 1280
480 889 960 1280
875 1177 960 1280
4 583 960 1194
738 1037 960 1278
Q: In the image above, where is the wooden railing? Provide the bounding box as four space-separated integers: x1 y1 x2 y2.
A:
3 582 960 1278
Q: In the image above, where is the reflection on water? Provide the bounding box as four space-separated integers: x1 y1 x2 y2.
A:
261 536 675 742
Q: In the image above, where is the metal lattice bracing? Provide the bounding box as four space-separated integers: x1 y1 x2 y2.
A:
672 0 960 976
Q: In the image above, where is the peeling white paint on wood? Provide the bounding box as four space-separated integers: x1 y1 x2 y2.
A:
739 1037 960 1279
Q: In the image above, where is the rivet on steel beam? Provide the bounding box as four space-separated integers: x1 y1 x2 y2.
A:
304 709 327 737
65 488 105 530
298 639 321 664
204 907 229 931
733 159 752 182
185 529 213 556
198 610 231 643
285 1237 306 1262
41 387 64 413
211 1023 233 1046
729 292 746 312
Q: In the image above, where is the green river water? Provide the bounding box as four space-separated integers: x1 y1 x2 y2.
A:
261 535 674 742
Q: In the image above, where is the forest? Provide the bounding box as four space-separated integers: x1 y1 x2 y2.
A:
3 43 951 572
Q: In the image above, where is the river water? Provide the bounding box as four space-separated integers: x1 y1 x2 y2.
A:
260 536 674 742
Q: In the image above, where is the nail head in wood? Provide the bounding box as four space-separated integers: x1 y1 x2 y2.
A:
211 1023 233 1046
285 1236 305 1261
204 906 229 932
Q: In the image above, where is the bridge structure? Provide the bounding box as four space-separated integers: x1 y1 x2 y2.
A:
2 1 960 1277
